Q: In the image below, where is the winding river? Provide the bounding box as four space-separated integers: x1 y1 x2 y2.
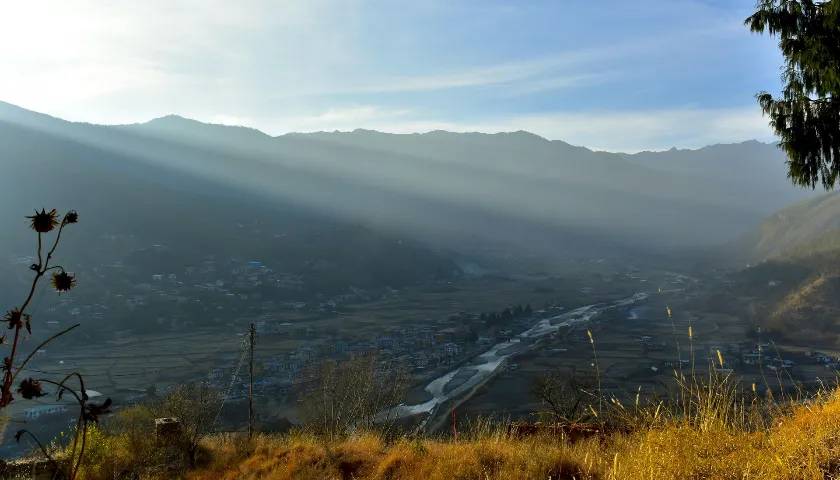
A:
392 292 649 420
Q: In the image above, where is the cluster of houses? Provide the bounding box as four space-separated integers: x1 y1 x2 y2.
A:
7 249 556 413
639 337 816 375
637 336 840 380
739 342 808 371
25 251 410 335
202 308 548 402
806 350 840 370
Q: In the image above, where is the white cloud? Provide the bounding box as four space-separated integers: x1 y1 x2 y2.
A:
326 51 612 95
0 0 349 121
502 72 614 96
503 107 775 152
209 114 258 127
0 0 624 117
0 0 777 152
258 105 413 133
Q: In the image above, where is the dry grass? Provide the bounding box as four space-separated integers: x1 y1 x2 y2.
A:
156 389 840 480
187 432 602 480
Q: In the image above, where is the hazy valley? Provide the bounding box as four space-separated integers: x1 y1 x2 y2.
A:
1 101 835 458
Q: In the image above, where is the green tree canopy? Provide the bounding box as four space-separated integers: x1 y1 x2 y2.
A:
747 0 840 188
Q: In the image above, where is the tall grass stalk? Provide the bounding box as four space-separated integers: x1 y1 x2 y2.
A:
688 323 695 378
665 305 682 377
586 329 602 414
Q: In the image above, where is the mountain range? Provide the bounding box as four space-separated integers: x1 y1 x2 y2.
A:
6 100 840 343
0 101 816 266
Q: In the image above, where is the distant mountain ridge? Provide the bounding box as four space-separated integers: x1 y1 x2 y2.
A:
0 101 816 262
0 101 459 311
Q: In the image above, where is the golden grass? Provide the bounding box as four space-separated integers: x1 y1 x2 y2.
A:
64 370 840 480
165 390 840 480
187 432 602 480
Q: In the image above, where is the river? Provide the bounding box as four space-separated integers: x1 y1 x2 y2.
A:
391 292 649 420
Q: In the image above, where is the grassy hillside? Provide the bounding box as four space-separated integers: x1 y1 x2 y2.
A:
766 274 840 345
737 263 840 346
743 192 840 262
730 193 840 346
63 385 840 479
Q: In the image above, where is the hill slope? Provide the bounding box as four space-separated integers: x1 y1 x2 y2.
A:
767 274 840 345
1 101 815 259
285 128 812 249
741 192 840 262
733 193 840 345
0 103 459 324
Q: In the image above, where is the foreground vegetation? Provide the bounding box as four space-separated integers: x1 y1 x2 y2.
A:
24 373 831 480
187 406 840 480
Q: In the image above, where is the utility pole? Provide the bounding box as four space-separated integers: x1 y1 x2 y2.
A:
248 322 255 440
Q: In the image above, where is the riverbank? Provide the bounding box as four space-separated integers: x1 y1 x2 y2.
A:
392 293 649 429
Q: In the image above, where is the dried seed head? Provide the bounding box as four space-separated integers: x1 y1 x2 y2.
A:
63 210 79 225
26 209 59 233
17 378 45 399
51 271 76 293
3 309 27 330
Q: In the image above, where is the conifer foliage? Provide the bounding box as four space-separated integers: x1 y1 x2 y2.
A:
748 0 840 188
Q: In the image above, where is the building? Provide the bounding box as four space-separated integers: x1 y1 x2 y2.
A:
24 404 68 419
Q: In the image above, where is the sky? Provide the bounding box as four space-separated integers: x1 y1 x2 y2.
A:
0 0 784 152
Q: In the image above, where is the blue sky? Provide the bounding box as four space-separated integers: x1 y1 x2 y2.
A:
0 0 783 151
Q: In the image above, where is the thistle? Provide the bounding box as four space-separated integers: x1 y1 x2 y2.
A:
4 309 24 330
63 210 79 225
2 208 81 408
2 208 100 480
17 378 45 399
26 208 59 233
51 271 77 293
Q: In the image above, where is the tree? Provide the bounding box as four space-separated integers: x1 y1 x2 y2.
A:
531 368 596 423
298 353 406 440
153 382 221 467
747 0 840 188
